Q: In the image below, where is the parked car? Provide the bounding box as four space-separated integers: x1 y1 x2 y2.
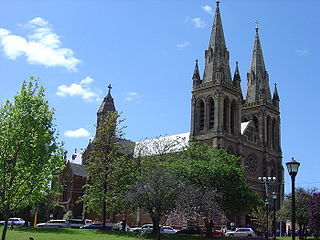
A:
176 225 201 234
36 220 70 228
161 226 178 234
129 224 177 234
225 228 256 237
0 218 25 226
129 224 152 233
66 219 92 228
80 222 113 230
200 228 224 236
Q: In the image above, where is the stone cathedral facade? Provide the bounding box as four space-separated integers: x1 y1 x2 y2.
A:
57 1 283 225
189 2 283 199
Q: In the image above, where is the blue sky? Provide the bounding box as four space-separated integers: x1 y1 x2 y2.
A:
0 0 319 194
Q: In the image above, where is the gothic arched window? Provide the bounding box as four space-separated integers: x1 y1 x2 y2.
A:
266 116 271 148
197 100 205 132
208 98 215 130
252 116 259 132
230 100 236 134
272 119 277 150
223 97 230 132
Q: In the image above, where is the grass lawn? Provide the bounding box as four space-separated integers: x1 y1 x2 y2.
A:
0 227 230 240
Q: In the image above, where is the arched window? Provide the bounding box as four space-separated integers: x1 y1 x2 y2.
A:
230 100 236 134
197 100 205 132
223 97 230 132
252 116 259 132
245 153 258 175
208 98 215 130
266 116 271 148
272 119 277 150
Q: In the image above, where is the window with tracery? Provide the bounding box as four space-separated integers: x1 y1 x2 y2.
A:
245 153 258 175
208 98 214 129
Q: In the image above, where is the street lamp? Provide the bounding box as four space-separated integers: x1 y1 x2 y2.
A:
265 200 270 240
286 157 300 240
272 192 277 240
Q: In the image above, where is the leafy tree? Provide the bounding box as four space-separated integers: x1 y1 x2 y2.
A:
0 77 65 240
125 136 184 240
308 192 320 239
278 188 311 239
172 143 260 237
81 111 127 228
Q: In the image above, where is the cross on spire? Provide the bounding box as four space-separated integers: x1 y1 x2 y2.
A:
216 0 220 7
255 19 259 32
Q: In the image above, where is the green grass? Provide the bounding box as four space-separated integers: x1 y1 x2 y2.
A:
0 227 230 240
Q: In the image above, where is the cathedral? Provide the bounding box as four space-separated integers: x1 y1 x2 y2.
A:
57 1 283 225
189 1 283 200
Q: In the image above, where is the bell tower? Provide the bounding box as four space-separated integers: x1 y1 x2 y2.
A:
189 1 242 153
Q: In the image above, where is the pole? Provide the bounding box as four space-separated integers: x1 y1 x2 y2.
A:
266 202 269 240
291 175 296 240
273 198 276 240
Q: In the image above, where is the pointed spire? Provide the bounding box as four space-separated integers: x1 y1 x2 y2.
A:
209 0 226 50
273 83 280 100
246 23 271 103
233 61 243 98
250 21 266 73
233 61 241 85
203 1 231 83
98 84 116 114
192 59 202 88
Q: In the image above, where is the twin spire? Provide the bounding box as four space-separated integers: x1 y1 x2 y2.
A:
194 1 279 105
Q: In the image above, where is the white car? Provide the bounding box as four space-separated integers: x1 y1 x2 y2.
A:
129 224 177 234
0 218 25 226
225 228 255 237
36 220 70 228
161 226 178 234
66 219 92 228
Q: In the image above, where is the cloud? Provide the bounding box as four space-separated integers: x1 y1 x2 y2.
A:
0 17 80 71
177 41 190 49
201 5 214 15
295 48 310 56
124 92 140 103
56 76 100 101
64 128 90 138
191 18 206 28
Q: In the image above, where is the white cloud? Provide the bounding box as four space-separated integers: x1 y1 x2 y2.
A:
64 128 90 138
124 92 140 103
201 5 214 15
177 41 190 49
0 17 80 71
191 18 206 28
56 76 100 102
295 48 310 56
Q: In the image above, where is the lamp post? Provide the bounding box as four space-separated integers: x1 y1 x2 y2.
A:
286 157 300 240
265 200 270 240
272 192 277 240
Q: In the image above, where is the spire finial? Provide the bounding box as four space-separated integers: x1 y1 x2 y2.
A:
195 59 198 64
274 83 277 87
255 19 259 32
216 0 220 7
108 84 112 94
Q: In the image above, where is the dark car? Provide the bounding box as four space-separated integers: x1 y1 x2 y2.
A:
176 226 201 234
80 222 113 230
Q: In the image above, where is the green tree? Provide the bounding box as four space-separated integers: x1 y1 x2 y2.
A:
0 77 65 240
278 188 312 239
173 143 260 237
81 111 127 228
125 136 184 240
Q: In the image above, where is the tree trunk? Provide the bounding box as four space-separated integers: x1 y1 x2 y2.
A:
151 213 161 240
1 208 9 240
102 200 107 229
204 219 214 238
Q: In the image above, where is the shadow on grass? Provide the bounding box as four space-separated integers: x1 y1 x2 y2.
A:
13 227 79 234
